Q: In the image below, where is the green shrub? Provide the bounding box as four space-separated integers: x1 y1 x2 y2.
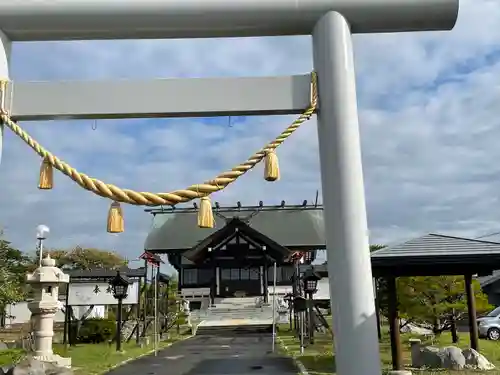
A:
0 349 24 367
107 310 117 322
176 312 187 326
76 318 116 344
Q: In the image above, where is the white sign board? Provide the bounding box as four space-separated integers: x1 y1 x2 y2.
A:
68 281 139 306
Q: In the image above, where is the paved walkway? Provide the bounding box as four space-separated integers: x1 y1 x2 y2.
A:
105 334 298 375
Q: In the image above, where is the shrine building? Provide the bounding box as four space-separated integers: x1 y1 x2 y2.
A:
144 202 325 308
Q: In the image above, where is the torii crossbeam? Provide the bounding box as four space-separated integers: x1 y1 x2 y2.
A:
0 1 459 374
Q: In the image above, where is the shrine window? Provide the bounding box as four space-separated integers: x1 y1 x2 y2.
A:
240 268 250 280
183 269 198 285
230 268 240 280
221 268 231 280
249 268 260 280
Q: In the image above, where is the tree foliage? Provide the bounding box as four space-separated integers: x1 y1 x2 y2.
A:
379 275 493 333
0 233 30 307
34 246 127 270
370 244 386 252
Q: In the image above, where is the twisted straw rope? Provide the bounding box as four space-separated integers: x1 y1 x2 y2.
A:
0 73 317 206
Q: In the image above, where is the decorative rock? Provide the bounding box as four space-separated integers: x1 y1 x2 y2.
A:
415 345 466 370
462 348 496 370
1 356 73 375
419 346 442 368
441 346 466 370
0 342 8 351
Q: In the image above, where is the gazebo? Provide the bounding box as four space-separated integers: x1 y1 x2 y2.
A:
371 233 500 372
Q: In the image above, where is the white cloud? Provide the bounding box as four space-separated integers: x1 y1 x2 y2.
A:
1 0 500 271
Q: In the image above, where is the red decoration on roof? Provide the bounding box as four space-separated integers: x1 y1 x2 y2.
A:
291 251 305 261
139 251 164 266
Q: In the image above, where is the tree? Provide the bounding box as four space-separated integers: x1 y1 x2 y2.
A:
381 276 492 334
34 246 127 270
0 233 30 308
370 244 386 252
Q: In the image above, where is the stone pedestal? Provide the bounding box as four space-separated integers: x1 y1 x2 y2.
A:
409 338 422 368
25 255 71 368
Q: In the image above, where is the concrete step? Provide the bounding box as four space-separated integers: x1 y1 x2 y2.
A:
194 311 273 319
195 306 273 313
190 304 276 326
204 309 272 315
215 297 258 305
196 324 272 336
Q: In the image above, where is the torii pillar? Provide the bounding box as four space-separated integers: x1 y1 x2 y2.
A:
0 29 10 165
0 1 459 374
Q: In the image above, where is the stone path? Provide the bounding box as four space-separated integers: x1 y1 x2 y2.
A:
105 334 298 375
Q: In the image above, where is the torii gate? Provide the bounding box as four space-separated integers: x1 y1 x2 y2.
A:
0 1 459 374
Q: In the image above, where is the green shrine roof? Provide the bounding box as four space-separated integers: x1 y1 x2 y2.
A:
144 206 325 252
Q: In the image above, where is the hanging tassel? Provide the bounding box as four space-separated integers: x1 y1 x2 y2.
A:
38 157 53 190
198 197 214 229
264 150 280 182
107 201 124 233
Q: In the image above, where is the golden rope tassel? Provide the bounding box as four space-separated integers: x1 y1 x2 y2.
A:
264 150 280 182
38 157 54 189
1 71 318 208
107 201 124 233
198 196 214 229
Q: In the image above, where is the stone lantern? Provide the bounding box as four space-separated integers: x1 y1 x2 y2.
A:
26 254 71 368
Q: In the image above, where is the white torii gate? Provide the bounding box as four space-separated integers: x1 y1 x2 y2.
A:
0 1 459 374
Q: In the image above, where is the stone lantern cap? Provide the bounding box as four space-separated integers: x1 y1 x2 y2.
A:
26 254 69 284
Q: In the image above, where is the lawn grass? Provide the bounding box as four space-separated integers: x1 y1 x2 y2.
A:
0 332 190 375
53 333 190 375
0 348 25 368
277 324 500 375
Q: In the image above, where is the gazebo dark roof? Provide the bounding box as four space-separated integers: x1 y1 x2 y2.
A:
144 206 325 253
182 217 293 263
371 233 500 277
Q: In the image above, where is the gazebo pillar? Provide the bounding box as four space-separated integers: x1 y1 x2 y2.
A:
464 274 479 351
387 276 403 371
374 278 382 341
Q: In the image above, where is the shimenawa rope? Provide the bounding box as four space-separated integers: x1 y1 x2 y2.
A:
0 73 317 230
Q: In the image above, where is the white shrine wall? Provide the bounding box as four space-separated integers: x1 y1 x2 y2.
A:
4 302 106 326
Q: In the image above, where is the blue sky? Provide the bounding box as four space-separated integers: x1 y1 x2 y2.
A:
2 0 500 271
